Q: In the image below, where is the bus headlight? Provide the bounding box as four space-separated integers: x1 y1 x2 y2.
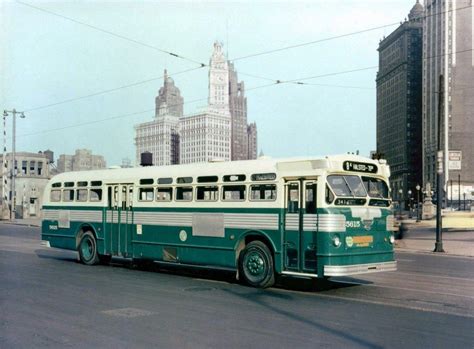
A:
389 234 395 244
333 235 341 247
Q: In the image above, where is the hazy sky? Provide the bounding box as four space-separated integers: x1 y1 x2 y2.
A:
1 0 416 166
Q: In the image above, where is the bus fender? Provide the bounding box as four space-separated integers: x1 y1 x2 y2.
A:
75 223 98 249
234 230 277 266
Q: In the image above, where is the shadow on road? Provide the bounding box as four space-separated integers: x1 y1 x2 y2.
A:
35 249 369 293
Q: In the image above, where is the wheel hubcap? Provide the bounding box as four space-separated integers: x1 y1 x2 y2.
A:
246 253 265 276
81 238 93 260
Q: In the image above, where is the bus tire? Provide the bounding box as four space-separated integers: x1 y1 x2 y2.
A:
239 241 275 288
78 231 100 265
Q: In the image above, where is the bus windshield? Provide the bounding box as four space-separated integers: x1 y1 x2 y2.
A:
327 175 367 197
362 177 389 199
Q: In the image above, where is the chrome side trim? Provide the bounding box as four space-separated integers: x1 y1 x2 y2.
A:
324 261 397 277
285 213 299 230
386 215 395 231
318 214 346 232
281 271 318 278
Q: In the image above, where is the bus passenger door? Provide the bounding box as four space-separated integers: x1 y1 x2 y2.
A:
107 185 120 255
302 180 318 272
119 184 134 257
284 181 301 271
284 179 318 273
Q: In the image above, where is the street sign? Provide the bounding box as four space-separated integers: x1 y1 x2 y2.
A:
448 151 462 170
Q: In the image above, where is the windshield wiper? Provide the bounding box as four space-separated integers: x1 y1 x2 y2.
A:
342 176 354 197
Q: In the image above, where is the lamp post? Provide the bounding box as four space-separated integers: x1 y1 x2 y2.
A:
408 189 412 218
3 109 26 221
416 184 421 222
398 188 403 219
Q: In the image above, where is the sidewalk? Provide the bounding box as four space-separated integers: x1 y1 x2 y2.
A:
0 217 41 227
395 219 474 257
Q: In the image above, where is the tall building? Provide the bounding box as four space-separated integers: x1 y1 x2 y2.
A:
376 1 424 206
247 122 258 160
180 42 232 164
57 149 106 173
155 69 184 118
229 63 249 160
179 112 231 164
423 0 474 200
135 70 182 166
135 41 258 166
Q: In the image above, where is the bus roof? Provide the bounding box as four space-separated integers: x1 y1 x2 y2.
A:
49 154 390 184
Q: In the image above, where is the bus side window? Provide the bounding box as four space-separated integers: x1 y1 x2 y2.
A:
305 183 317 214
128 186 133 208
287 183 299 213
122 186 127 210
90 188 102 202
107 187 113 209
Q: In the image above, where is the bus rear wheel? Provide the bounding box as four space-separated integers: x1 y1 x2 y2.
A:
239 241 275 288
78 231 100 265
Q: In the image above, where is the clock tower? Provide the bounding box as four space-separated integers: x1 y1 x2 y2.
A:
208 41 230 114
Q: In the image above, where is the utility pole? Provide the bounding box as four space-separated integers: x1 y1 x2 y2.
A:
3 109 26 221
434 76 445 253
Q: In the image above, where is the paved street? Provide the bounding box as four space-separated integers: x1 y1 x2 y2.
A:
1 224 473 348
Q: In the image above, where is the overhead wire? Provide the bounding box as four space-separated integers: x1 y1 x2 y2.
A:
23 66 204 113
230 4 473 62
15 0 206 67
17 81 277 139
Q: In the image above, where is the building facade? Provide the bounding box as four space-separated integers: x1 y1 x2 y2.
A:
179 112 231 164
0 152 51 219
135 41 257 166
423 0 474 200
135 70 182 166
376 1 424 206
57 149 106 173
229 63 250 160
247 122 258 160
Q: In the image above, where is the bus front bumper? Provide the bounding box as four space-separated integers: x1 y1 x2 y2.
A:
324 261 397 277
40 240 51 248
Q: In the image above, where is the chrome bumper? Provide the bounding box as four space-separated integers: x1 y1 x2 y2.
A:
324 261 397 277
40 240 51 248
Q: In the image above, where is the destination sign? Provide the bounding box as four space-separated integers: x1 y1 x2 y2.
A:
343 161 378 174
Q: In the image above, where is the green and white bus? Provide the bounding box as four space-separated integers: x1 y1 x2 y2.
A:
41 155 396 288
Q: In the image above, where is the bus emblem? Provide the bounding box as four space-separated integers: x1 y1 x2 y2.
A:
179 230 188 242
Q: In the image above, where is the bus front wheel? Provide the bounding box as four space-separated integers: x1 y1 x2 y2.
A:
78 231 100 265
239 241 275 288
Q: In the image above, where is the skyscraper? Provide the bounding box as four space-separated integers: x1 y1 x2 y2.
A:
135 42 257 166
376 1 424 206
135 70 182 166
422 0 474 200
229 62 249 160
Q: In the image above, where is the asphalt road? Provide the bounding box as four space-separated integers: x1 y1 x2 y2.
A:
1 224 473 348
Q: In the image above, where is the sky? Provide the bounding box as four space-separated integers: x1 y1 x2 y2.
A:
1 0 417 166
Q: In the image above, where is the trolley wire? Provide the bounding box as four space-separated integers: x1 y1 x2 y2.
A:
15 0 206 68
230 4 473 62
23 66 204 113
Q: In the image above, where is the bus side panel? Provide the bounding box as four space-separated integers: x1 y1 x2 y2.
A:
130 208 282 270
42 206 106 253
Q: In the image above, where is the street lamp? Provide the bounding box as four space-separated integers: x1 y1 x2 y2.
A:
3 109 26 220
416 184 421 222
408 189 412 218
398 188 403 219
